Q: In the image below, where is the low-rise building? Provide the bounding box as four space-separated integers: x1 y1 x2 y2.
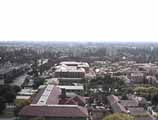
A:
107 95 154 120
19 85 88 120
58 85 84 95
129 72 145 84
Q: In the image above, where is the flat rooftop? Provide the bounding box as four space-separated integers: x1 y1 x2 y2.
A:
60 61 89 67
55 66 85 72
58 85 84 90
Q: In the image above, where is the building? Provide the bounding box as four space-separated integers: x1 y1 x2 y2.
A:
54 61 89 85
146 76 158 84
19 105 88 120
60 61 89 72
129 72 145 84
55 66 85 78
58 85 84 95
0 64 29 84
107 95 154 120
19 85 88 120
45 78 84 95
107 95 127 113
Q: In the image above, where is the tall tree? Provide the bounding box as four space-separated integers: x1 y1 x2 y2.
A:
103 113 134 120
0 97 6 113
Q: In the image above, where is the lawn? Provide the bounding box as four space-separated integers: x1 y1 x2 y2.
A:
0 110 14 118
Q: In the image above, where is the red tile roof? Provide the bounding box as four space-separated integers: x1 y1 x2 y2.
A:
19 105 88 118
65 96 85 106
46 86 61 104
32 86 61 104
24 85 88 118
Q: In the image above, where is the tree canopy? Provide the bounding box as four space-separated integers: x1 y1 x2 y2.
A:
0 85 18 113
30 117 46 120
134 86 158 104
0 97 6 113
103 113 135 120
89 75 127 95
0 85 17 103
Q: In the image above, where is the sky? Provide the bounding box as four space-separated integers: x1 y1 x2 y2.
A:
0 0 158 42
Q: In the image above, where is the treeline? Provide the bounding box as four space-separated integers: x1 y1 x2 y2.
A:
0 85 21 113
118 47 158 63
134 86 158 105
0 48 39 64
89 76 127 95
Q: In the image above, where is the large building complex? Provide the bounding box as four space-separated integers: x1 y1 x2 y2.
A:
54 61 89 85
19 85 88 120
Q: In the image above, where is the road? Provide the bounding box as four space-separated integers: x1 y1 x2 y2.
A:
9 73 27 86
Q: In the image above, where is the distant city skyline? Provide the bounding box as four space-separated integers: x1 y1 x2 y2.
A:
0 0 158 42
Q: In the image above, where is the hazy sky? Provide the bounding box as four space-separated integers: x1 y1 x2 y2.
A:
0 0 158 42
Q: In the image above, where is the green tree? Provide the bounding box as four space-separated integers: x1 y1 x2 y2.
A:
0 97 6 113
89 76 127 95
121 94 128 100
14 99 31 116
134 86 158 101
3 92 16 103
33 78 45 89
0 85 16 103
31 117 46 120
13 85 21 93
152 95 158 106
103 113 135 120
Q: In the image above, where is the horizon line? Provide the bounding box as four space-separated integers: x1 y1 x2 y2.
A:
0 40 158 43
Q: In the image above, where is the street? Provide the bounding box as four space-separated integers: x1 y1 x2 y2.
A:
9 73 27 86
